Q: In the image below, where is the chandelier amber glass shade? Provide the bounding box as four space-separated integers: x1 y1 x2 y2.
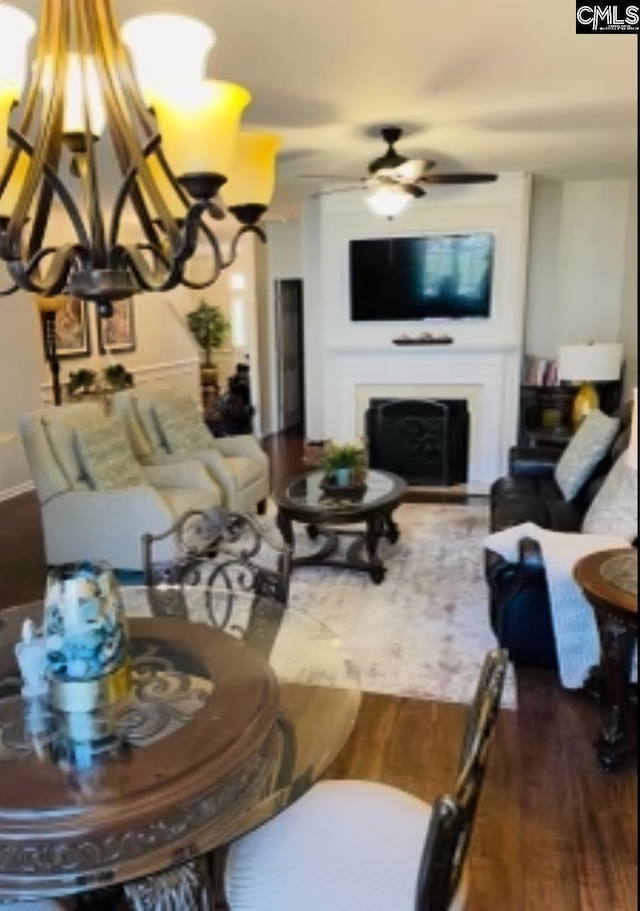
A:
223 132 282 208
151 81 251 182
0 1 279 314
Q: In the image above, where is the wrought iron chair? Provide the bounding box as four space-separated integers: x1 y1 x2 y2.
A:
129 509 295 911
223 649 509 911
142 507 292 638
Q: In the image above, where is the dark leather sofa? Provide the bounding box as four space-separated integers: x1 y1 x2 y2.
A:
485 402 634 668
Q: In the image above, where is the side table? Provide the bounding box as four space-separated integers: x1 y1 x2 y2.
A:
574 548 638 772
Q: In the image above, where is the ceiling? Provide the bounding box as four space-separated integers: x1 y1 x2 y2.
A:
13 0 640 218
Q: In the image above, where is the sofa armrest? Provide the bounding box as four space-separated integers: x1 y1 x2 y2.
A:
485 536 545 584
519 536 545 571
508 446 561 479
213 435 268 466
42 486 177 569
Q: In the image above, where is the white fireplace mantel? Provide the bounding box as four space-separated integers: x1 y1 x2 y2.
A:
322 344 522 484
302 173 531 485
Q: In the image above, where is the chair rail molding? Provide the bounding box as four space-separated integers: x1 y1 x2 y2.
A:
40 357 201 404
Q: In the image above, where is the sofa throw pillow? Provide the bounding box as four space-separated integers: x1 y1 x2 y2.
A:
554 410 620 501
152 395 215 455
582 451 637 541
75 417 145 490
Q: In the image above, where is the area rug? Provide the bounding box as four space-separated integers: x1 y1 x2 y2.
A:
274 502 517 709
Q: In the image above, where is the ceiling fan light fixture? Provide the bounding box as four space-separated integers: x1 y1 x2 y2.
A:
366 185 412 219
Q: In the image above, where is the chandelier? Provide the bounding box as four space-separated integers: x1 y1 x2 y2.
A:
0 2 281 316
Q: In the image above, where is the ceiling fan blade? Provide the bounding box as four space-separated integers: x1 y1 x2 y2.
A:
404 183 426 199
394 159 434 183
421 173 498 185
299 174 366 182
311 185 366 198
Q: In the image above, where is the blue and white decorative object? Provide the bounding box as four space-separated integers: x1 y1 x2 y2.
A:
44 562 131 713
14 619 48 699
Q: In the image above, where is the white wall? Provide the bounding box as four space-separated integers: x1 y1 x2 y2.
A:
0 288 45 498
619 183 637 398
525 178 634 357
301 173 532 439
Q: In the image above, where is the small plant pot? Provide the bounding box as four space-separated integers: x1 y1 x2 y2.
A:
200 363 219 389
332 468 353 488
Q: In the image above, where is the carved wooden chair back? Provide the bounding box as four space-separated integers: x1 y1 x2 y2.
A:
142 508 292 649
415 649 509 911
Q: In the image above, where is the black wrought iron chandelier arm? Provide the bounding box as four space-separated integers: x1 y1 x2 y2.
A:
0 273 19 297
5 130 92 252
6 243 87 297
112 243 183 294
178 220 225 289
222 224 268 271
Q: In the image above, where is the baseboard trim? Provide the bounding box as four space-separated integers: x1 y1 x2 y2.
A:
0 481 35 504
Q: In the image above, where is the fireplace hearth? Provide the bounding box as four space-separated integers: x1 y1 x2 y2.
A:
365 398 470 486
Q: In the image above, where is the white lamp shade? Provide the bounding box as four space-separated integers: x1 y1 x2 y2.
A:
628 388 637 471
51 55 106 136
557 343 623 383
122 14 216 100
0 3 36 95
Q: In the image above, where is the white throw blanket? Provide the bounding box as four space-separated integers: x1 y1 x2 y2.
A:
485 523 636 689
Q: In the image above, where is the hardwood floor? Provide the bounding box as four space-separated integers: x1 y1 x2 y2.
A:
0 429 636 910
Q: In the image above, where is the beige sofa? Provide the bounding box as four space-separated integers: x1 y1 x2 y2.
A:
19 403 222 570
112 389 270 514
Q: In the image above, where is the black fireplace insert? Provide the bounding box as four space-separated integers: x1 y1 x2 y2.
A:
365 398 470 486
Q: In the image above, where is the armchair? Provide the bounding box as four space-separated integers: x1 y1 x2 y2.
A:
112 389 270 514
19 404 221 571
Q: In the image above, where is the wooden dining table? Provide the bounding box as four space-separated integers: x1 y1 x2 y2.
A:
0 588 361 903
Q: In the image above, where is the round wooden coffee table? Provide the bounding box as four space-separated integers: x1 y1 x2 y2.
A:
574 548 638 771
273 469 407 584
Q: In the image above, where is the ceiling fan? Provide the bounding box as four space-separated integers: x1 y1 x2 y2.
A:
301 126 498 207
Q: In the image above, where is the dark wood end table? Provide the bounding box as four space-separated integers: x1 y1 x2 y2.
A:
574 548 638 772
273 469 406 585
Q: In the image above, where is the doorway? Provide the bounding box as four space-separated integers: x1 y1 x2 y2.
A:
274 279 305 432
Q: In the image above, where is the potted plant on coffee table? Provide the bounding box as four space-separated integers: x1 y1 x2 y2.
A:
322 443 367 489
186 301 230 390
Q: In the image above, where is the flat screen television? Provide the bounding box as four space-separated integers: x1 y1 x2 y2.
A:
349 232 495 321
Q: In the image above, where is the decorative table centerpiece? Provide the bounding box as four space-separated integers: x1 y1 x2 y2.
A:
321 442 368 493
44 562 131 714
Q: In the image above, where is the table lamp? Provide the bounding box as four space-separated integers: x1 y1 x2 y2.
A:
628 388 637 471
558 343 623 427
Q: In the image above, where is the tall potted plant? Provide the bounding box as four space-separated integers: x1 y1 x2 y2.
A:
186 301 230 388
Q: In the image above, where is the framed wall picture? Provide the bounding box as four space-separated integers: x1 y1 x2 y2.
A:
98 298 136 354
54 296 92 358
